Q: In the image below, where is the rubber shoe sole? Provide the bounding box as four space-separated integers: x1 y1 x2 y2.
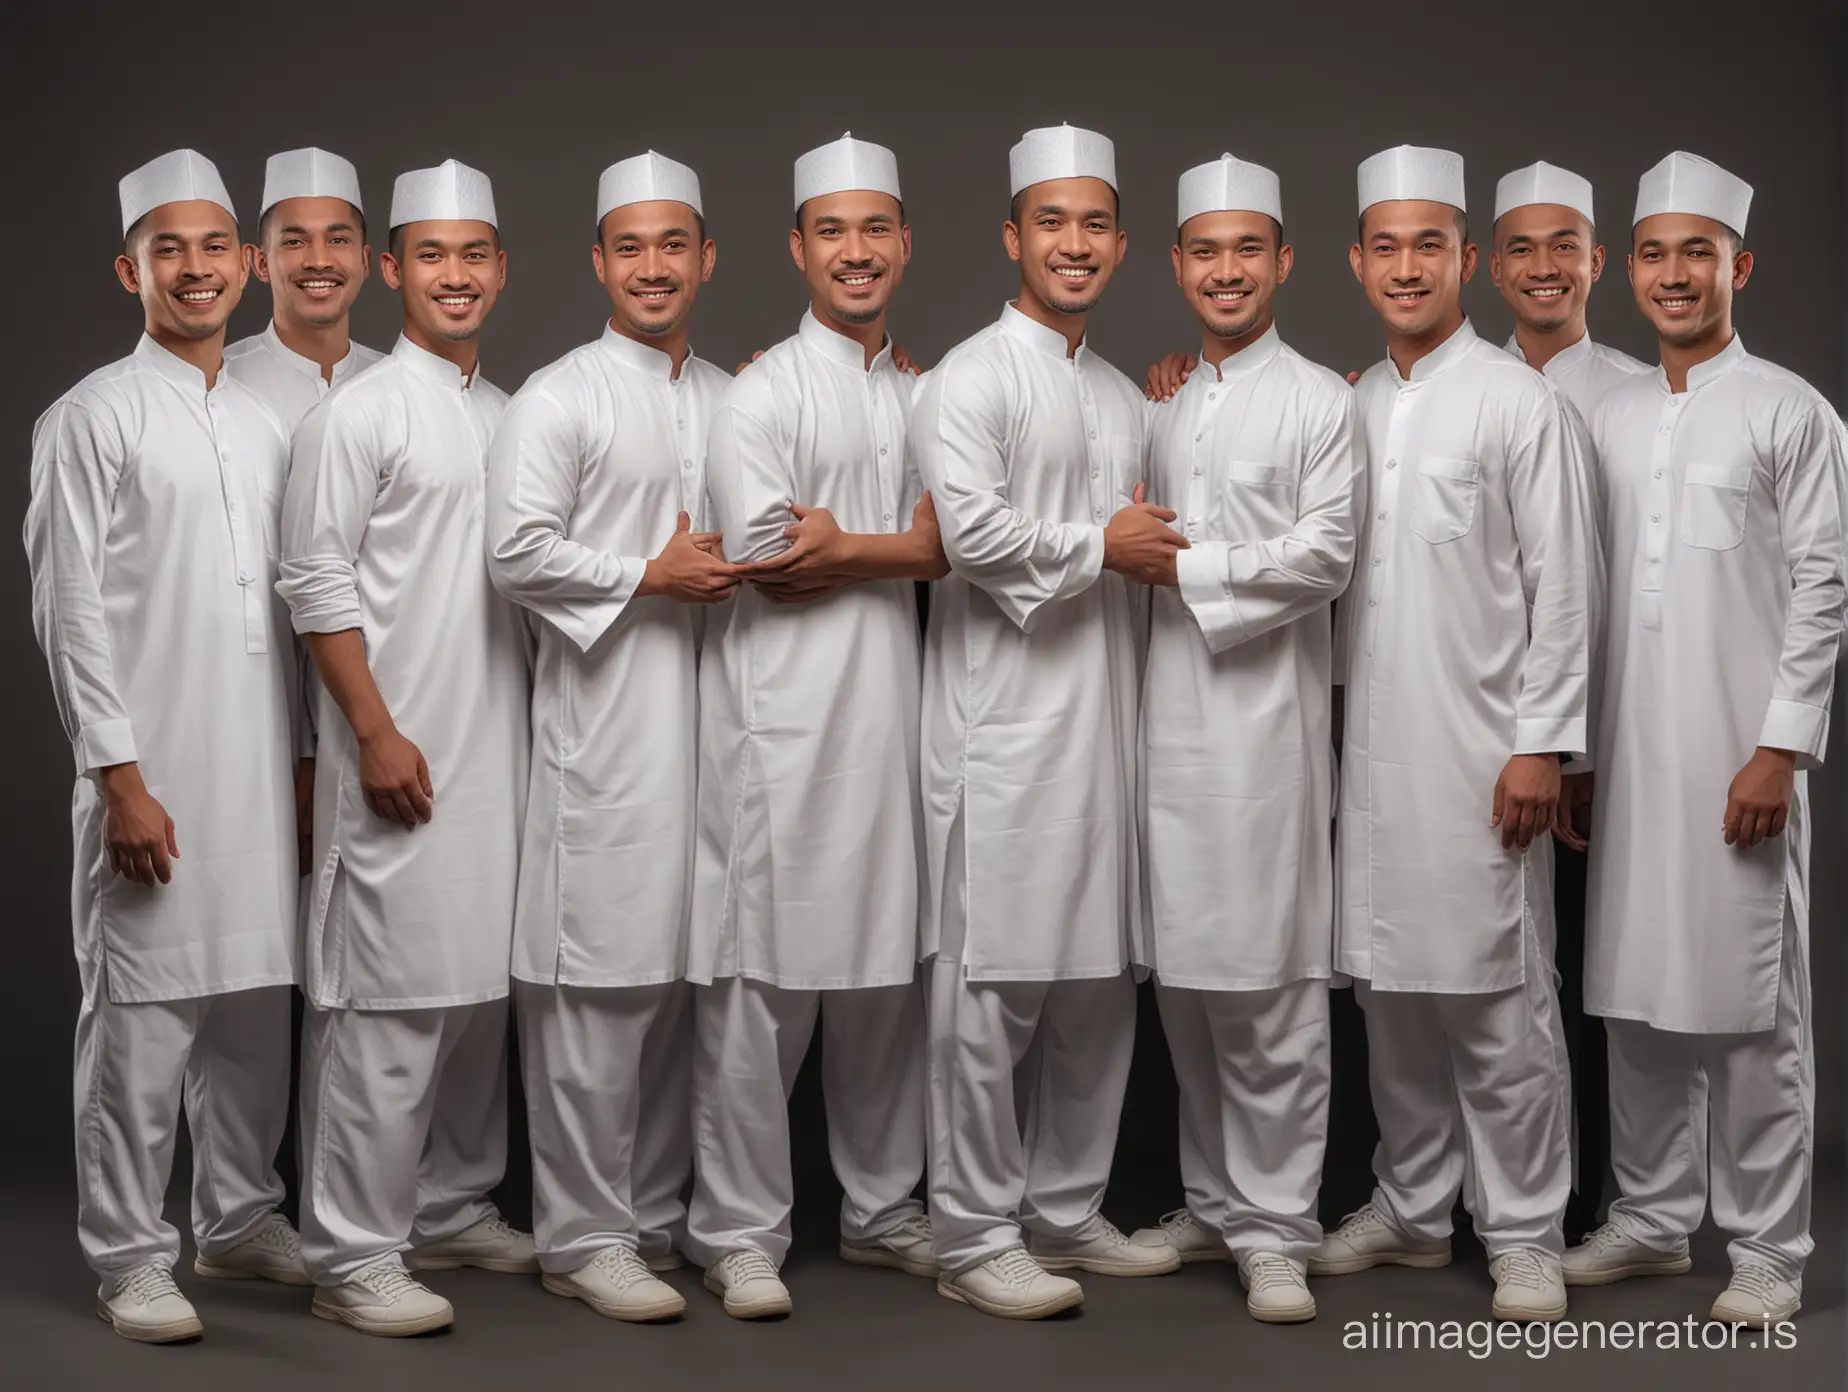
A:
192 1254 313 1286
1562 1252 1692 1287
1032 1249 1182 1278
1710 1291 1800 1324
936 1276 1084 1320
838 1240 939 1279
407 1250 539 1275
310 1292 454 1337
1491 1290 1569 1323
541 1272 685 1323
1248 1293 1319 1325
1308 1246 1452 1277
701 1271 792 1320
95 1301 203 1344
1178 1247 1233 1265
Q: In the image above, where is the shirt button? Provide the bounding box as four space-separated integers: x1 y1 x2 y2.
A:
1192 466 1202 477
1377 510 1387 521
1660 425 1672 434
1651 514 1661 523
1654 469 1664 478
1372 557 1382 566
1089 430 1097 440
1194 432 1204 442
1368 599 1378 607
1091 468 1100 479
1207 393 1217 402
237 570 252 585
879 446 888 456
1385 459 1397 470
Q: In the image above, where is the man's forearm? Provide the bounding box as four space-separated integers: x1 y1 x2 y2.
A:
837 530 950 581
303 630 397 744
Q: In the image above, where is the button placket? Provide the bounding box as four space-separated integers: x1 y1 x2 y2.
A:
1638 397 1677 629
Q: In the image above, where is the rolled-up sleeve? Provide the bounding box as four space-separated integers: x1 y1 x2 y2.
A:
705 380 798 567
278 397 375 635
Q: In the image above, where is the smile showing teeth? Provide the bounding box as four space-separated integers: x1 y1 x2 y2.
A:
297 279 340 292
176 289 220 303
1386 290 1426 302
1657 295 1696 309
634 289 674 301
1207 290 1248 302
435 295 475 307
1525 287 1566 298
838 273 877 287
1053 266 1094 279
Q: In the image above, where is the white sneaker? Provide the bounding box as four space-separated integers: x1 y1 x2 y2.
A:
1490 1248 1569 1322
1710 1263 1801 1324
1241 1252 1317 1324
1129 1209 1230 1264
96 1263 203 1343
407 1214 538 1274
1307 1202 1451 1276
1031 1215 1181 1277
643 1250 684 1274
702 1250 792 1320
193 1211 311 1286
543 1246 685 1322
937 1247 1084 1320
311 1257 454 1337
839 1212 938 1278
1561 1221 1692 1286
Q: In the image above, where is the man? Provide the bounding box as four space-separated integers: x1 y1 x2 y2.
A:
1313 146 1593 1323
686 133 943 1321
280 159 533 1337
26 149 307 1343
1123 154 1358 1324
1563 152 1844 1326
485 150 737 1324
911 123 1184 1323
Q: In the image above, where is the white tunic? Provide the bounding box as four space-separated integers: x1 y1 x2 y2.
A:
25 335 298 1001
692 311 925 990
1583 335 1846 1032
1503 332 1652 421
279 336 528 1010
226 321 385 432
912 304 1146 982
1337 320 1594 992
1142 327 1360 989
487 327 728 988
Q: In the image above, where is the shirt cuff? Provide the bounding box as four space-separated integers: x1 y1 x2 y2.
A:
77 717 137 776
1175 542 1245 653
1514 715 1586 761
1005 525 1104 634
1759 699 1829 771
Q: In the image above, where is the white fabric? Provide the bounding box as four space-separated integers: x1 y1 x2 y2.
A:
225 323 385 433
389 159 496 228
692 311 925 990
793 133 901 206
261 148 364 217
1502 333 1651 422
488 328 728 987
1602 904 1813 1280
1357 145 1465 214
1142 327 1358 987
119 149 234 234
1157 979 1329 1265
684 977 927 1267
1338 320 1594 991
74 977 291 1277
279 336 528 1009
516 980 693 1271
598 150 702 221
1008 124 1116 195
911 304 1146 981
1583 336 1844 1031
299 1000 509 1283
1493 161 1594 225
26 335 299 1001
1633 151 1752 234
1177 153 1282 227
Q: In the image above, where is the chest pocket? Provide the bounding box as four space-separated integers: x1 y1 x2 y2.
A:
1108 433 1142 507
1679 464 1750 551
1410 456 1480 545
1230 460 1294 491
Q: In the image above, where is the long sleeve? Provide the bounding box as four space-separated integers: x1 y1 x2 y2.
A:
911 356 1103 633
278 397 378 635
704 391 798 566
1560 400 1608 775
24 400 137 774
485 389 645 654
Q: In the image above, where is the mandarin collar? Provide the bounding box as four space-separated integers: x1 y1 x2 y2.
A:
1667 332 1748 395
133 333 215 395
261 320 368 384
392 333 476 391
1395 317 1477 386
1505 328 1592 378
599 322 684 381
999 301 1087 362
1197 323 1282 384
799 308 892 372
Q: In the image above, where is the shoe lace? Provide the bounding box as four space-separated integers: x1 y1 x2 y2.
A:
591 1246 652 1291
1496 1248 1554 1290
1334 1202 1389 1239
1583 1222 1630 1253
1157 1209 1199 1236
119 1264 182 1304
1245 1252 1305 1292
722 1250 780 1284
481 1215 521 1242
356 1259 424 1301
888 1213 933 1243
1728 1263 1784 1304
254 1212 302 1257
990 1248 1046 1287
1089 1217 1131 1247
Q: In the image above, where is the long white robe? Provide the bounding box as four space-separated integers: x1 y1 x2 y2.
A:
1503 331 1651 421
226 320 385 432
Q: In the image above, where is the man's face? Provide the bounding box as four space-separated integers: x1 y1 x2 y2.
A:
593 201 713 341
381 220 505 343
1172 210 1292 343
253 196 371 330
791 191 909 326
115 200 247 341
1628 213 1751 347
1489 204 1602 335
1349 200 1475 337
1005 176 1126 315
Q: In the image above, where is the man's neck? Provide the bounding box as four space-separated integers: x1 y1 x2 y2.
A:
813 301 888 369
1512 317 1587 374
1658 320 1735 395
609 315 690 379
147 323 227 388
403 320 479 379
1014 282 1086 358
1198 312 1274 372
274 311 353 384
1385 306 1466 380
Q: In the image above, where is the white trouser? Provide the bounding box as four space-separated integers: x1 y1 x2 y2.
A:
1601 907 1813 1281
516 979 692 1272
1157 978 1330 1266
684 976 927 1268
299 999 509 1284
74 975 291 1279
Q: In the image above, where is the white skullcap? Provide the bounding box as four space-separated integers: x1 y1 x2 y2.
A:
119 149 235 236
1494 161 1594 226
1357 145 1466 215
598 151 703 222
1009 124 1117 197
389 159 497 229
793 133 901 208
1177 153 1283 227
1632 151 1752 235
261 148 364 218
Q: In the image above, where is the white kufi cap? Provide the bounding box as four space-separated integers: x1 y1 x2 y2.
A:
598 151 702 222
1632 151 1752 235
1357 145 1466 215
1494 161 1594 225
119 149 235 235
1178 153 1282 227
793 133 901 208
1009 124 1117 196
389 159 497 229
261 148 364 217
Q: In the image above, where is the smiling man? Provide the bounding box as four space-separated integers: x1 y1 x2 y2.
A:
685 133 944 1321
911 123 1184 1322
1564 153 1845 1327
281 159 533 1337
1313 146 1594 1324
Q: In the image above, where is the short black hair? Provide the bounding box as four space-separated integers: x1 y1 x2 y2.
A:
596 207 707 245
122 211 240 256
1010 186 1121 228
793 197 906 233
1357 206 1469 245
1175 215 1284 248
257 201 369 248
389 223 503 258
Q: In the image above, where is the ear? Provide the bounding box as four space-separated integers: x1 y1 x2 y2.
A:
591 241 606 284
494 247 508 291
1275 243 1294 286
1348 243 1365 284
1486 250 1503 290
1002 220 1022 265
1732 249 1753 290
1113 227 1127 267
359 243 373 283
1459 241 1479 285
1625 252 1637 287
700 237 717 285
1170 242 1183 289
1588 243 1606 283
789 225 806 273
899 223 912 268
380 250 403 291
250 243 271 285
115 252 140 296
